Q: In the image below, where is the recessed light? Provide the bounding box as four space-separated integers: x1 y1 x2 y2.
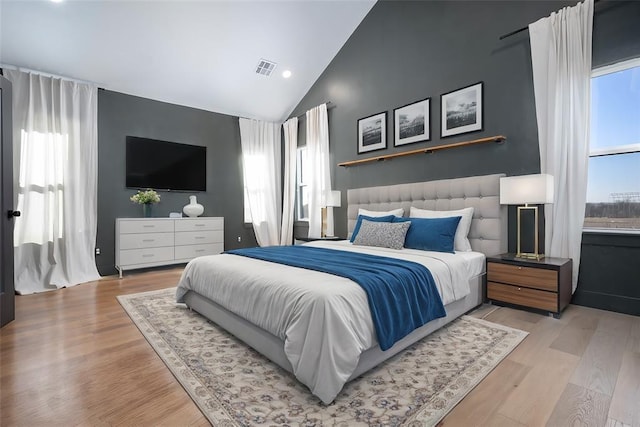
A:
282 70 292 79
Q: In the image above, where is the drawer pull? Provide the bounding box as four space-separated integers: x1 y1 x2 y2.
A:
143 225 155 228
142 239 155 242
195 249 205 253
518 266 522 270
142 254 154 258
518 287 521 291
195 236 205 240
194 224 205 227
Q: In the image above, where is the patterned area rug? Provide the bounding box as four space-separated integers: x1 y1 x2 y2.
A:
118 288 527 426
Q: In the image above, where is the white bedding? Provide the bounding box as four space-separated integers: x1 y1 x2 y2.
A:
175 240 483 404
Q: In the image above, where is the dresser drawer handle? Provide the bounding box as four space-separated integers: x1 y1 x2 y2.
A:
195 249 205 253
518 266 522 270
194 224 205 227
142 239 155 242
195 236 205 240
142 254 154 258
143 225 155 228
518 287 521 291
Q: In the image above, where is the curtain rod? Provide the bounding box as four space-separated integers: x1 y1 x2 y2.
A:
499 0 601 40
288 101 335 120
0 63 102 87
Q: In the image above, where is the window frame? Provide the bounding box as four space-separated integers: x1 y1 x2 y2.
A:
295 146 309 222
584 57 640 234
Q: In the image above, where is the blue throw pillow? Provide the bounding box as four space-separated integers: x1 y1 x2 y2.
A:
393 216 462 253
350 214 396 243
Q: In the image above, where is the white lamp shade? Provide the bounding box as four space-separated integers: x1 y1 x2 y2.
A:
327 190 342 208
500 174 554 205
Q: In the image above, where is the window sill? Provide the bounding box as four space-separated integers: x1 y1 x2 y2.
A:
583 228 640 236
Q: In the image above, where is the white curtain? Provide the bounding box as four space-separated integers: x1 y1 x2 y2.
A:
281 117 298 245
239 118 282 246
5 69 100 294
306 104 332 238
529 0 594 292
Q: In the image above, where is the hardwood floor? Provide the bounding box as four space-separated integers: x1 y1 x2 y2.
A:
1 268 638 426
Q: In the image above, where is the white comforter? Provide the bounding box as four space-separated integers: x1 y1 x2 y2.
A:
175 240 478 404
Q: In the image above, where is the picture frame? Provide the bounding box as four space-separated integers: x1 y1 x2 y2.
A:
357 111 387 154
440 82 483 138
393 98 430 146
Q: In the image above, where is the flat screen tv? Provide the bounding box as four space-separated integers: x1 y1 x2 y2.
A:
126 136 206 192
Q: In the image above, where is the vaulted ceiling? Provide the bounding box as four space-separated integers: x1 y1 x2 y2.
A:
0 0 376 122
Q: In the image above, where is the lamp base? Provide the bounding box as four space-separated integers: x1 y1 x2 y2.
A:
515 252 545 261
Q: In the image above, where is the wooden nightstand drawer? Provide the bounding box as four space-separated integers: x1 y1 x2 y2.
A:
487 262 557 292
487 282 557 312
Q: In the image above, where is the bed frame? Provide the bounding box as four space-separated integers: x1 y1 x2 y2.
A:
183 173 507 384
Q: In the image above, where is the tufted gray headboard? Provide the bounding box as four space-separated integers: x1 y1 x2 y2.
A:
347 173 507 256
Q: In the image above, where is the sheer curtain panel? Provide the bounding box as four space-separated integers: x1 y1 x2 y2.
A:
281 118 298 245
529 0 594 292
5 70 100 294
239 118 282 246
306 104 332 238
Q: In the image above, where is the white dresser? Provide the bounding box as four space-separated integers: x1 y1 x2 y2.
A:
115 217 224 278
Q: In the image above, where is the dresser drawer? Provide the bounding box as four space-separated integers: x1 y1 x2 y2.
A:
488 282 557 312
118 219 174 234
174 230 223 246
175 243 223 261
175 218 223 232
119 232 174 250
118 247 174 266
487 262 558 292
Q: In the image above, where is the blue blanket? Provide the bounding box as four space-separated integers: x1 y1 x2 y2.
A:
225 246 446 351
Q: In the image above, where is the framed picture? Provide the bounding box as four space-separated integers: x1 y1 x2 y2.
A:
440 82 483 138
394 98 430 146
357 112 387 154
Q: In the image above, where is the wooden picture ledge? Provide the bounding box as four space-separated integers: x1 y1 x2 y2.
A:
338 135 507 167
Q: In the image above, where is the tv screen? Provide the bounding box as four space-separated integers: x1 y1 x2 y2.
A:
126 136 207 192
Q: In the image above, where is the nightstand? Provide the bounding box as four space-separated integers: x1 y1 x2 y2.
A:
486 254 572 318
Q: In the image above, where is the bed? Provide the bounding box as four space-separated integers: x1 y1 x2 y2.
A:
176 173 507 404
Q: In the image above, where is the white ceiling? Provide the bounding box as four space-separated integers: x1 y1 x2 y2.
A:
0 0 375 122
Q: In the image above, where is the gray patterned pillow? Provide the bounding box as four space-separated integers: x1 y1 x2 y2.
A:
352 219 411 250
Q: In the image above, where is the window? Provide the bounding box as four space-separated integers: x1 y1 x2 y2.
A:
243 154 268 224
295 146 309 221
585 58 640 231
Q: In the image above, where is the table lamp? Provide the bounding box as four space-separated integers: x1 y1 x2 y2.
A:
322 190 341 237
500 174 554 260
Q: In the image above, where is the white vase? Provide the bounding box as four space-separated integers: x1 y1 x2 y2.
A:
183 195 204 217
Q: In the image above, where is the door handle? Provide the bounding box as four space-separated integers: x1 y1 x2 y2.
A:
7 210 21 219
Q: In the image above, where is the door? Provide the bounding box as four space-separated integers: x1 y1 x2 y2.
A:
1 75 16 327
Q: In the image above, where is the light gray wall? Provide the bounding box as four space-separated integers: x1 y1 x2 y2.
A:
96 90 256 275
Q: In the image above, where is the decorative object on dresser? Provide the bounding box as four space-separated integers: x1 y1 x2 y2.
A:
486 254 572 318
115 217 223 278
393 97 430 146
182 195 204 217
441 82 483 138
500 174 554 260
357 111 387 154
129 189 161 218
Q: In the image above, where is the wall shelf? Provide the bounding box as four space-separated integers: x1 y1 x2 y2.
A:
338 135 507 167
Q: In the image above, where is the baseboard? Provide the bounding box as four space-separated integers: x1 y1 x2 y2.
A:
572 290 640 316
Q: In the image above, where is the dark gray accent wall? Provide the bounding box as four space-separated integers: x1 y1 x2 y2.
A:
97 90 256 276
291 0 640 314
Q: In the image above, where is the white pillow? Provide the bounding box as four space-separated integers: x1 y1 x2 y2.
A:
358 208 404 218
409 206 474 252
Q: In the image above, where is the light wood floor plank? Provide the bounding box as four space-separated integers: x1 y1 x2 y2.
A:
570 329 628 397
549 317 597 357
496 347 580 426
440 359 531 426
545 383 611 427
608 350 640 427
627 317 640 353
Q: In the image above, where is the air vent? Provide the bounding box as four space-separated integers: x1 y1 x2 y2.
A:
256 59 277 77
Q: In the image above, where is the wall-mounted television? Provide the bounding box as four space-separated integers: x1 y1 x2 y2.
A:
126 136 207 192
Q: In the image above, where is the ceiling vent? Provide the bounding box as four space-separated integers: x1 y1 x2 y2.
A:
256 59 277 77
